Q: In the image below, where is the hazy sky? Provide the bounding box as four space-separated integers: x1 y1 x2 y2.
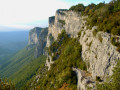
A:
0 0 111 32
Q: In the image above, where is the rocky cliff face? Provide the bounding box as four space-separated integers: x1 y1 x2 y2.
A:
45 9 120 90
27 9 120 90
28 27 48 58
79 28 120 79
46 9 86 47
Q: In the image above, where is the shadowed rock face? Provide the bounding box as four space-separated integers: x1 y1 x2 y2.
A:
28 27 48 58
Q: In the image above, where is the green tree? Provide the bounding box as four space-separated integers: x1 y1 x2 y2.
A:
112 60 120 90
97 60 120 90
69 4 85 12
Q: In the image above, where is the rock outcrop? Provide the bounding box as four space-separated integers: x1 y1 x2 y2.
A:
28 27 48 58
45 56 54 70
72 68 95 90
46 9 86 47
45 9 120 90
45 9 87 70
79 27 120 80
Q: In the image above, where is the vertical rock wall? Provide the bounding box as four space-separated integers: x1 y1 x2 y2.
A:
46 9 86 47
45 9 120 88
28 27 48 58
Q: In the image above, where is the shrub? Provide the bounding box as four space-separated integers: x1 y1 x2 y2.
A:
58 20 65 26
64 45 73 55
0 78 15 90
97 59 120 90
88 41 92 47
69 4 85 12
98 34 103 43
93 29 98 37
48 34 54 42
96 76 102 82
116 46 120 53
111 26 120 35
111 37 120 46
39 31 86 89
78 31 82 38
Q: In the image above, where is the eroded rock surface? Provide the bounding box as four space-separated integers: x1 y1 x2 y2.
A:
28 27 48 58
44 9 120 89
79 27 120 80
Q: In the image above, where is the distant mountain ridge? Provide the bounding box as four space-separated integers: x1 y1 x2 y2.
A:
0 31 29 56
1 0 120 90
0 31 29 67
0 28 48 88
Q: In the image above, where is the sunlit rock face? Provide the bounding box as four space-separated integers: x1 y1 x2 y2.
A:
79 28 120 79
28 27 48 58
45 9 120 90
46 9 87 47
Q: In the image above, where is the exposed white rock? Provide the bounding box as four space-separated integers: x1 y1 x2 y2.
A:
46 10 87 47
45 9 120 89
79 28 120 80
45 9 87 71
72 67 95 90
45 56 54 70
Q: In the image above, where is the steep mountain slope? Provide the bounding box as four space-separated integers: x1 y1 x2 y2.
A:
1 0 120 90
0 31 28 56
28 27 48 58
23 1 120 90
0 78 16 90
0 27 48 88
10 55 46 88
0 47 35 78
24 30 87 89
0 31 29 67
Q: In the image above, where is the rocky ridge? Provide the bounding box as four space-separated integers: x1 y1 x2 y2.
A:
45 9 120 89
28 27 48 58
27 9 120 90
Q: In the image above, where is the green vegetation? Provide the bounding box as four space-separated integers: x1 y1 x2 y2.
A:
93 29 98 37
26 30 86 89
111 37 120 52
10 55 46 88
23 64 48 89
58 19 66 26
97 60 120 90
70 4 85 12
0 47 46 88
96 76 102 82
48 33 54 42
116 46 120 53
0 47 35 78
98 34 103 43
1 1 120 90
111 37 120 46
69 0 120 36
78 30 82 38
70 0 120 53
0 78 16 90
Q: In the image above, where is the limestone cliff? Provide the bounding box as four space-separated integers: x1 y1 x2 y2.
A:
45 9 120 89
46 9 86 47
27 9 120 90
28 27 48 58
